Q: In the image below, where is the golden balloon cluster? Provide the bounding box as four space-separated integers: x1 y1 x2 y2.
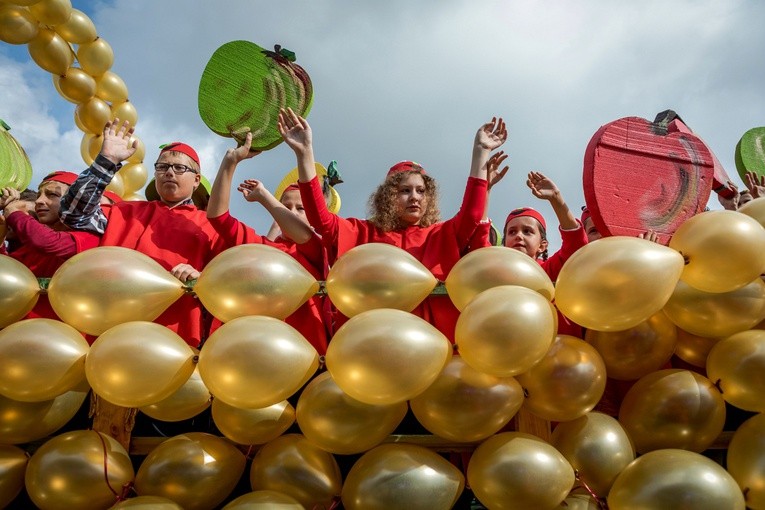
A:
0 0 146 199
2 204 765 507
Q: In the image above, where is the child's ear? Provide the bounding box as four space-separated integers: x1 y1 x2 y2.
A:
538 238 549 257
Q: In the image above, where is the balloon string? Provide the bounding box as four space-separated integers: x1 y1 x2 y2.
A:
245 444 255 459
573 470 608 509
95 431 120 499
324 496 342 510
713 378 724 394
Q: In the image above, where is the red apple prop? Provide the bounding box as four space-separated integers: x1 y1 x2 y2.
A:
583 112 714 243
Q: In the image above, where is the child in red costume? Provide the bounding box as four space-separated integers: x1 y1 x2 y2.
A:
279 107 506 342
0 172 100 321
60 120 227 347
205 132 329 354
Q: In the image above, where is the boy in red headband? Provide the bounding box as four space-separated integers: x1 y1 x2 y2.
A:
0 172 100 320
278 107 506 342
60 119 226 347
204 132 330 354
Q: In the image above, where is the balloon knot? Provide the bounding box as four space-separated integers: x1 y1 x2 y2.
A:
713 378 723 394
522 387 529 398
318 355 326 370
192 355 199 364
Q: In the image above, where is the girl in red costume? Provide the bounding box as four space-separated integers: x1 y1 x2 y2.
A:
0 172 100 321
206 132 330 354
278 107 506 342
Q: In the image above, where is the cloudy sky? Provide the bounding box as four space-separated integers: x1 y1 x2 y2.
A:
1 0 763 250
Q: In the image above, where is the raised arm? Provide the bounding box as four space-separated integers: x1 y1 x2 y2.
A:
238 179 314 244
207 132 259 219
60 119 137 233
527 171 578 230
470 117 507 181
278 108 316 183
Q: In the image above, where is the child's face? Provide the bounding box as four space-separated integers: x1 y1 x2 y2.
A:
584 217 602 242
35 181 68 225
394 173 428 227
280 189 308 226
503 216 548 259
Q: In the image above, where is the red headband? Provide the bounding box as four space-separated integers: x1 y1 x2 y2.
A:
283 183 300 193
40 171 78 187
504 207 547 231
580 206 591 224
387 160 426 178
160 142 200 165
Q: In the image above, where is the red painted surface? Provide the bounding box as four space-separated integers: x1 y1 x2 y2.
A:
583 116 714 244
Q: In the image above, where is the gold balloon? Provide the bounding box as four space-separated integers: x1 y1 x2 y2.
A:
410 356 523 442
28 0 72 26
53 8 95 43
139 366 211 422
0 384 88 444
212 398 295 446
195 244 319 322
75 96 111 134
105 171 125 198
455 285 556 377
123 192 145 202
555 236 685 331
0 5 39 44
223 491 303 509
0 318 88 402
126 136 145 164
326 308 452 405
25 430 135 510
674 328 719 367
111 496 183 509
663 278 765 337
727 413 765 510
551 412 635 497
445 245 554 311
53 66 96 103
325 243 437 317
135 432 246 510
86 321 195 408
467 432 575 510
342 444 465 510
95 71 129 103
706 330 765 412
0 445 28 509
585 311 677 380
517 335 606 422
249 434 342 509
670 210 765 293
198 316 319 409
111 100 138 127
618 369 725 453
117 162 148 195
0 254 40 329
27 28 73 75
608 449 745 510
48 246 185 335
79 132 101 165
740 196 765 226
296 371 407 454
76 36 113 76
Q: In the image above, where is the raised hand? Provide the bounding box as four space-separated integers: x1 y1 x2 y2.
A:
277 107 312 156
638 230 661 244
0 187 20 210
223 132 260 165
717 181 740 210
745 171 765 199
170 263 200 283
475 117 507 151
527 171 561 201
237 179 273 203
486 151 509 190
100 118 138 164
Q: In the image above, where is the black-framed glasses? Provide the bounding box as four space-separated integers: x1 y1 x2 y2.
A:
154 163 197 175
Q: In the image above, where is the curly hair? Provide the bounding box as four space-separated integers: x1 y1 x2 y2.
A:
367 171 440 231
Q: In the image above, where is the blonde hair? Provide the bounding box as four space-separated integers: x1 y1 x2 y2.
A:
367 171 440 231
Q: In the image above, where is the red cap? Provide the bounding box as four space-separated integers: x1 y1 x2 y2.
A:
504 207 547 231
160 142 200 165
40 171 78 187
580 206 591 224
103 190 123 203
283 183 300 193
387 160 425 178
